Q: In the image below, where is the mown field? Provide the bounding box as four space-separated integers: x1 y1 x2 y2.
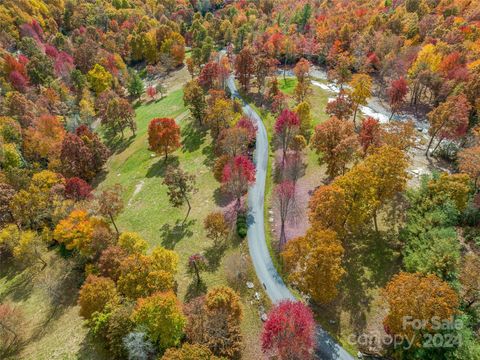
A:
97 88 268 359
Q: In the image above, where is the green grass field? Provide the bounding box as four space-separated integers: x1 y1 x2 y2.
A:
98 89 267 357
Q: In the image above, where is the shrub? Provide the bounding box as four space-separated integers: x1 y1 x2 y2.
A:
236 212 247 238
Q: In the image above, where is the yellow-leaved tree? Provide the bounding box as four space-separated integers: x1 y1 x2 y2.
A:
282 226 345 304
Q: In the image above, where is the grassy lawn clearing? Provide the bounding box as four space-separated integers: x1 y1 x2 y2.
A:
98 89 267 358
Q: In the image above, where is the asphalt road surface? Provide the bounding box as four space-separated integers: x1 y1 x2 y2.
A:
226 74 355 360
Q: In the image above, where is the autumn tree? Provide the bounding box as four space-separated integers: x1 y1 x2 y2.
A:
261 300 315 360
308 185 348 235
0 183 16 226
325 90 354 120
146 86 156 100
460 253 480 310
427 173 471 212
132 291 185 351
311 116 358 178
87 64 112 94
54 209 94 256
78 275 119 320
335 145 409 232
293 58 312 103
381 120 417 151
23 115 65 163
198 61 219 91
117 249 178 299
10 171 65 230
188 253 208 286
148 118 181 160
162 343 222 360
97 246 128 281
163 166 197 223
275 109 300 165
348 73 372 127
383 272 459 339
103 97 136 138
60 126 109 182
274 181 296 250
222 155 256 209
235 46 255 91
65 177 92 201
282 226 345 304
184 291 243 358
12 230 48 269
0 303 24 355
204 211 229 246
359 117 382 155
118 232 148 255
387 77 408 120
294 101 313 139
204 286 243 357
97 184 124 235
183 80 206 126
205 98 234 138
458 146 480 190
218 127 250 158
426 93 471 156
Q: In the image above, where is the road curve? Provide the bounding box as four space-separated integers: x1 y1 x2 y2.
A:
226 74 355 360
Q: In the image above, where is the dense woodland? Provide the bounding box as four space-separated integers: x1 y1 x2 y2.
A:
0 0 480 359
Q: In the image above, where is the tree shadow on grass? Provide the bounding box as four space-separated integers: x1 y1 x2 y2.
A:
104 131 135 155
184 279 207 302
213 188 234 207
0 267 35 303
204 243 228 272
181 120 207 153
313 229 402 337
201 141 217 168
146 155 179 178
160 219 196 249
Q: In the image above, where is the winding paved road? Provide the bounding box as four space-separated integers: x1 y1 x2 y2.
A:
226 75 355 360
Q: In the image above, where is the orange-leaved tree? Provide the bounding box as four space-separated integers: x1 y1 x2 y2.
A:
383 272 459 340
148 118 181 161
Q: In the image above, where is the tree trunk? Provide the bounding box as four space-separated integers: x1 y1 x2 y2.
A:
110 213 119 236
432 136 444 154
279 221 286 252
183 196 191 224
373 212 379 233
389 109 395 122
353 104 359 128
35 249 47 270
425 128 440 157
193 261 200 285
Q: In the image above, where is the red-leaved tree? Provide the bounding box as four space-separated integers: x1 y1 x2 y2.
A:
387 77 408 120
359 117 382 156
146 86 156 100
222 155 256 209
261 300 315 360
65 177 92 201
148 118 181 160
198 61 220 91
275 109 300 165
